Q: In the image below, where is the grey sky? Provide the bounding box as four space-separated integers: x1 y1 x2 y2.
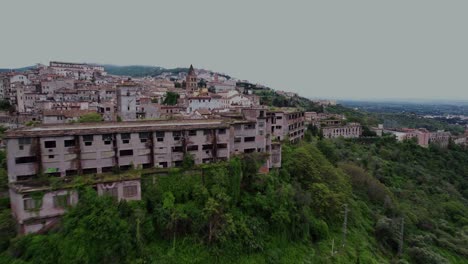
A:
1 0 467 100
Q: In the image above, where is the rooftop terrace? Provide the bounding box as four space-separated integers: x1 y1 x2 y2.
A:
5 119 232 138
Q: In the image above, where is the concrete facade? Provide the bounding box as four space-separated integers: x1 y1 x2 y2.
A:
116 84 140 121
322 123 362 139
268 109 305 143
5 118 281 233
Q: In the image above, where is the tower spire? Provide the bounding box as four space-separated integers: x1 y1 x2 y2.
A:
186 64 197 93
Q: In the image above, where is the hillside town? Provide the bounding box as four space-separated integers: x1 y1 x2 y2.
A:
1 61 467 234
1 62 311 233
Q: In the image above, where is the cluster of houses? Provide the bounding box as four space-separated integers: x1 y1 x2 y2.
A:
3 61 466 234
369 124 468 148
1 62 311 233
0 63 265 127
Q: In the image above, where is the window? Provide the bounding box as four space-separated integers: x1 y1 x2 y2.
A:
244 124 256 130
102 134 113 145
19 138 31 145
121 133 131 144
102 166 113 173
202 144 213 150
217 143 227 149
187 145 198 151
120 149 133 156
15 156 37 164
159 162 168 168
188 130 197 136
53 194 70 208
103 187 118 198
234 137 242 143
44 141 56 148
173 131 181 140
155 131 164 141
83 168 97 174
218 129 226 134
203 129 212 135
17 175 34 181
66 170 78 176
23 197 41 210
123 185 138 198
172 146 183 152
48 155 55 159
139 132 150 143
244 137 255 142
64 139 75 147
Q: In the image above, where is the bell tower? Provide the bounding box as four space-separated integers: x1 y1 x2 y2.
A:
186 64 197 93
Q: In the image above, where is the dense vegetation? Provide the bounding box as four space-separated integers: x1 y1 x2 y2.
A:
103 65 192 78
77 113 103 123
0 130 466 263
327 105 466 135
0 100 14 112
163 92 180 106
0 67 33 73
254 90 323 112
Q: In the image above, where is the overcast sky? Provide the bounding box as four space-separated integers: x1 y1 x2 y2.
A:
1 1 467 100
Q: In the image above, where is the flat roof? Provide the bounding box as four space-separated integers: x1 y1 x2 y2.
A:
5 119 234 138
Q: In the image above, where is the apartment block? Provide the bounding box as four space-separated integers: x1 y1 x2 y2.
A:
268 109 305 143
322 123 362 139
429 131 451 148
5 118 281 233
384 128 451 148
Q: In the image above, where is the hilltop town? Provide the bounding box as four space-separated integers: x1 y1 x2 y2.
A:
0 61 339 233
0 61 467 264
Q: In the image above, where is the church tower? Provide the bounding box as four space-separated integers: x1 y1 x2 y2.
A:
186 64 197 93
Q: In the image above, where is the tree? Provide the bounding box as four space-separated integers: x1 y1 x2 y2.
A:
0 209 16 251
0 100 12 111
78 112 102 123
58 188 133 263
163 92 180 106
182 154 195 170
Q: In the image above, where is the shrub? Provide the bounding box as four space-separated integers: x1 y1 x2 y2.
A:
408 247 449 264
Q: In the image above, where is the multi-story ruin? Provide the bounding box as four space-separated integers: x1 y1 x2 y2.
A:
5 116 282 233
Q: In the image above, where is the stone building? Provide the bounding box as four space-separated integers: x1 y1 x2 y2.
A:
116 83 140 121
322 123 362 139
186 65 198 94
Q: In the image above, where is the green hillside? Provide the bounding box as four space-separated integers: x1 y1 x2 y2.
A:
102 65 191 78
0 131 467 263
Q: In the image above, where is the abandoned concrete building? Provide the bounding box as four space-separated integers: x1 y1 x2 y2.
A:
5 115 282 233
